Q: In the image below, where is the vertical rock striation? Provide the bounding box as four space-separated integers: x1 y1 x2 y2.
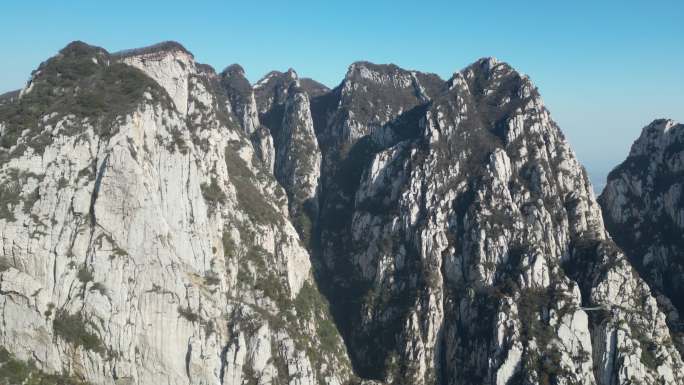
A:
253 70 324 245
219 63 275 172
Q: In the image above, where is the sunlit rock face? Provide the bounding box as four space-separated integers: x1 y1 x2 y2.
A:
0 41 681 385
252 69 324 244
312 58 684 385
600 119 684 354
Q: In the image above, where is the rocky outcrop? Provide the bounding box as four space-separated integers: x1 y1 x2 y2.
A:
313 58 684 385
275 86 321 243
220 64 275 171
0 41 352 385
313 61 443 152
254 70 328 114
220 64 260 135
252 70 322 245
599 119 684 352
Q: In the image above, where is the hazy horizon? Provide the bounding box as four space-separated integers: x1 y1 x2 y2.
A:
2 0 682 192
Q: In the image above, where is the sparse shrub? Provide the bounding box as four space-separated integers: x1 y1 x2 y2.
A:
255 273 289 309
200 177 226 207
293 211 313 247
224 142 280 224
77 167 95 181
0 182 21 221
222 232 236 260
53 310 104 353
0 346 88 384
204 271 220 286
0 256 11 272
293 281 340 354
22 187 40 214
89 282 107 295
58 176 69 189
295 281 324 320
77 266 93 283
44 302 55 318
170 129 189 154
0 351 31 385
203 320 216 336
112 246 128 258
237 267 254 285
317 319 340 353
177 306 199 322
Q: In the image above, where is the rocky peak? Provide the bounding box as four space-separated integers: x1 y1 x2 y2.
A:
112 40 193 59
254 69 301 113
312 61 444 154
217 63 277 172
115 41 196 116
599 119 684 354
249 70 323 243
273 84 322 245
628 118 683 157
345 61 415 87
58 40 110 57
314 56 683 385
21 41 110 96
299 78 330 98
220 63 259 133
223 63 246 77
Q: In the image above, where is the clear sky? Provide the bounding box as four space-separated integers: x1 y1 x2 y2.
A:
1 0 682 191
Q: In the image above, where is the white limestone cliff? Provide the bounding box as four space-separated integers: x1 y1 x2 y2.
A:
0 42 352 385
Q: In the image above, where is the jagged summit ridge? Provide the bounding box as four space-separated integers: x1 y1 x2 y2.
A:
111 40 193 58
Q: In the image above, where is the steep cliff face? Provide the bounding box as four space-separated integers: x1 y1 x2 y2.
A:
220 64 275 172
313 61 443 153
0 41 681 385
599 119 684 351
0 42 352 385
313 58 684 385
252 70 323 245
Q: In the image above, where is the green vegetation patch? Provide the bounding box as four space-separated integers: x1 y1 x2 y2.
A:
52 310 104 353
0 41 170 157
0 346 89 385
516 287 575 383
294 281 342 356
200 177 226 207
177 306 200 323
77 265 94 283
629 321 661 370
224 141 280 224
0 182 21 221
0 256 10 272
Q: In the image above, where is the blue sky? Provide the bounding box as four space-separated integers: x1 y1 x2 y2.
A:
1 0 682 191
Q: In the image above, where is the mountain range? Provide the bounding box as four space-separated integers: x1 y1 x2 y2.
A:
0 41 682 385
